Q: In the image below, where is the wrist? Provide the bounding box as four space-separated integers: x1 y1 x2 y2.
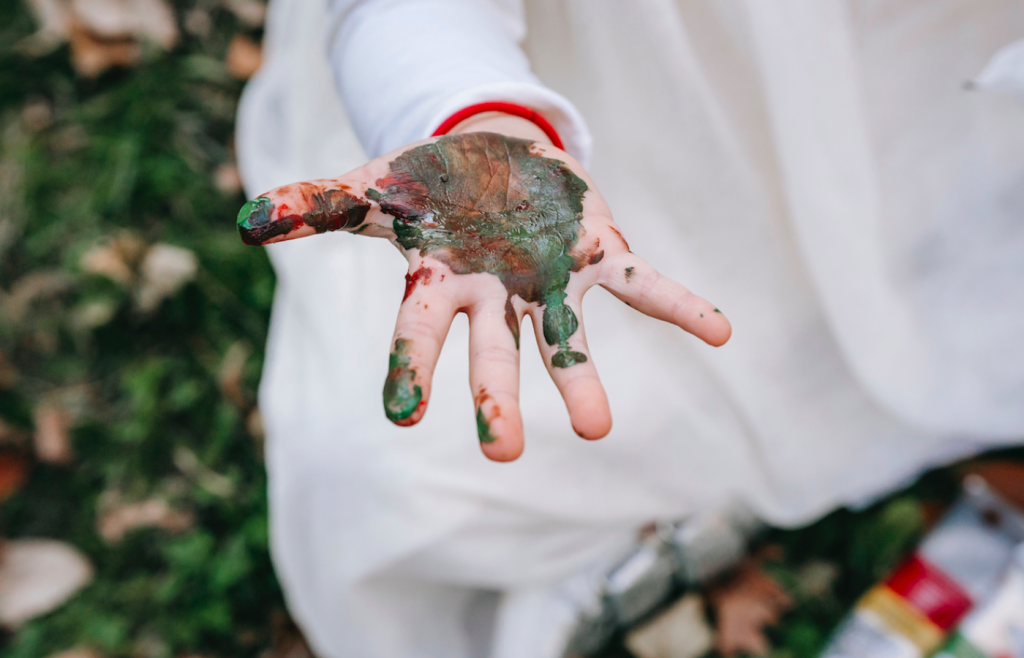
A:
446 111 553 145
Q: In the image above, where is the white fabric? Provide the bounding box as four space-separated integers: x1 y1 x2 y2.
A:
236 0 1024 656
325 0 592 162
973 38 1024 100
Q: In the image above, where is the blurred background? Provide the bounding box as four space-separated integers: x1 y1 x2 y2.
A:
0 2 1021 658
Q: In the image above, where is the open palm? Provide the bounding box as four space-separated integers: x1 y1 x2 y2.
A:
237 132 731 461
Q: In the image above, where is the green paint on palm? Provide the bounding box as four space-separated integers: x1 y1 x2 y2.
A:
370 133 589 368
383 338 421 422
476 407 497 444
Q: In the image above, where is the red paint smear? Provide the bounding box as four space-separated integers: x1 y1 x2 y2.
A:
403 265 434 302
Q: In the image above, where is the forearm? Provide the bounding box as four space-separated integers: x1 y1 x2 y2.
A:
325 0 589 161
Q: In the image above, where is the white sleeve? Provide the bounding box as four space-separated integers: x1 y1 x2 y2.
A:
325 0 592 164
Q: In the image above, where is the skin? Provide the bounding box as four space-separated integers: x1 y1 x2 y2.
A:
367 132 589 368
236 114 731 461
383 338 422 423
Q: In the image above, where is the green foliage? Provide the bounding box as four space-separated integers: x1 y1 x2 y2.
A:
0 1 282 656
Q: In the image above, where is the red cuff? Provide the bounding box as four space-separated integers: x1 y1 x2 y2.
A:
431 101 565 150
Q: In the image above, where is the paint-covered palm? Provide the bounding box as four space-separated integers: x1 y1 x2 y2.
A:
237 132 730 461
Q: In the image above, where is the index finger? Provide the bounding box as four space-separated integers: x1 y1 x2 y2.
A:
236 171 387 246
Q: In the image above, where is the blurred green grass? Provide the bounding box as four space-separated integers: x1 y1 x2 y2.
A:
0 1 1008 657
0 1 280 656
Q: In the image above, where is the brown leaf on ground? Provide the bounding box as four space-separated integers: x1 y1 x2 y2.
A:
70 0 178 48
173 446 235 498
218 341 251 408
80 233 147 284
224 0 266 28
182 8 211 37
707 560 793 657
135 243 198 313
0 539 94 628
226 34 262 80
0 419 30 447
214 162 243 195
794 560 839 600
34 402 73 465
0 350 18 390
962 461 1024 512
97 494 195 544
69 22 142 78
46 648 104 658
19 0 73 56
22 99 54 132
246 408 264 440
263 610 315 658
0 452 29 502
625 593 713 658
3 270 71 324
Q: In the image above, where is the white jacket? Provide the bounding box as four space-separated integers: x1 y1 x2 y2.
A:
236 1 1024 655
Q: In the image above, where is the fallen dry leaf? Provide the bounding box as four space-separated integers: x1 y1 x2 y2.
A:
962 461 1024 512
226 34 262 80
795 560 839 600
22 99 54 132
34 402 73 465
219 341 250 408
135 243 198 313
265 610 315 658
625 593 713 658
182 8 211 37
246 407 263 440
19 0 73 56
224 0 265 28
173 446 235 498
213 162 243 195
71 298 119 331
45 648 103 658
79 233 146 285
0 539 94 628
70 0 178 48
0 418 30 447
97 494 194 543
0 350 18 390
3 270 71 324
0 452 29 502
69 22 142 78
707 560 793 657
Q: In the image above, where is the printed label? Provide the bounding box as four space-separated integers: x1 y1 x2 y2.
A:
822 554 974 658
886 555 973 631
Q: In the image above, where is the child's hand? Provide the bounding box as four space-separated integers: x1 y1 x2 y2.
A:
236 129 730 461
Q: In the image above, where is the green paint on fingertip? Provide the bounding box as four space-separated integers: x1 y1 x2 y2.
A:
238 196 296 246
552 350 587 368
700 313 704 317
237 196 272 228
382 338 422 422
365 188 381 201
476 407 497 444
713 308 721 313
